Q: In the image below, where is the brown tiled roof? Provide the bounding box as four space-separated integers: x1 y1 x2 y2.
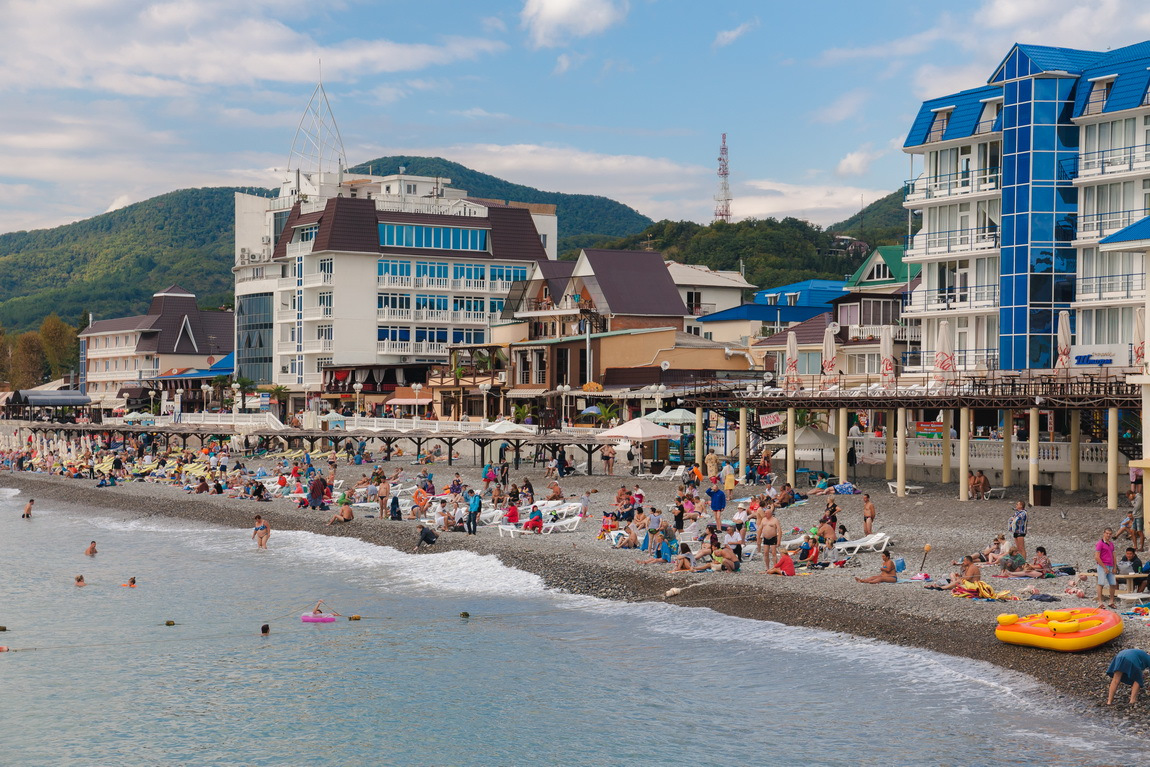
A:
580 249 688 316
537 260 576 298
82 287 234 355
81 315 157 335
754 312 832 348
316 197 379 254
486 207 548 262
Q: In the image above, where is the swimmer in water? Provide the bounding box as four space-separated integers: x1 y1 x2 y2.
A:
252 515 271 549
122 577 136 587
311 600 341 616
75 575 86 587
84 541 97 557
261 624 270 636
21 499 33 519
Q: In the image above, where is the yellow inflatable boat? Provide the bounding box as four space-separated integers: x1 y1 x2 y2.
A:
995 608 1123 652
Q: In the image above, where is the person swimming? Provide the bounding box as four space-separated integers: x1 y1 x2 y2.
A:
75 575 86 587
121 577 137 587
311 600 341 616
84 541 97 557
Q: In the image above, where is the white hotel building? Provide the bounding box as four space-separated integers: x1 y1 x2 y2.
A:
233 169 556 407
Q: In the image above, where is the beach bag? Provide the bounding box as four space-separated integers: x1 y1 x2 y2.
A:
894 557 906 573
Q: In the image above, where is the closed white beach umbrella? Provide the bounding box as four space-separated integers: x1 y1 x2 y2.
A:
880 325 897 390
933 320 956 382
784 331 801 391
820 326 838 389
1054 310 1072 369
1135 307 1146 369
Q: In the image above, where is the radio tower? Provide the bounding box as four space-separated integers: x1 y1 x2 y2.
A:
713 133 732 223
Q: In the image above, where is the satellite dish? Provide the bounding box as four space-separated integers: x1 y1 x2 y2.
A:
660 361 671 371
828 322 841 333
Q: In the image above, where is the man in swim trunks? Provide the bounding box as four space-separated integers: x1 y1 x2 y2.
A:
21 499 33 519
928 555 982 590
758 507 781 571
326 503 354 526
84 541 97 557
862 494 876 536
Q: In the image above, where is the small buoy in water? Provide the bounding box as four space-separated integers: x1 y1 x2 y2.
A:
348 615 361 621
665 588 682 598
0 626 7 632
460 611 470 619
164 620 175 626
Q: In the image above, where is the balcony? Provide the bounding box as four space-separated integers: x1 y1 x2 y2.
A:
301 338 334 353
300 271 333 288
1077 208 1148 240
1076 272 1146 302
413 341 449 356
377 274 413 289
1077 144 1150 179
453 310 489 324
903 348 999 371
902 284 999 315
514 296 595 317
845 324 921 342
451 278 488 292
686 302 717 317
377 307 413 322
905 166 1001 202
276 340 298 354
490 280 514 294
275 305 296 322
414 276 450 290
287 240 314 257
906 226 999 260
377 340 413 355
414 308 451 322
301 306 333 321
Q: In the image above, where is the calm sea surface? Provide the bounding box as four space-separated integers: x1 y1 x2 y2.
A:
0 486 1139 766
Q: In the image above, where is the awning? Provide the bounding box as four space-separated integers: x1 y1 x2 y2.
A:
505 388 547 399
12 390 92 407
386 397 432 405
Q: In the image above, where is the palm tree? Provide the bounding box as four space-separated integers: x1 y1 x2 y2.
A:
512 403 534 424
597 402 621 426
234 377 257 410
794 409 828 429
266 385 291 422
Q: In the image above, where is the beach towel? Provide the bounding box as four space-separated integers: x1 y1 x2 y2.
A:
950 580 1016 601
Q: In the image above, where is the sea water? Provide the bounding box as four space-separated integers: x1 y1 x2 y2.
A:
0 486 1139 767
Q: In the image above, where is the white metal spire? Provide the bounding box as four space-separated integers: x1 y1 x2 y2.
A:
287 82 347 175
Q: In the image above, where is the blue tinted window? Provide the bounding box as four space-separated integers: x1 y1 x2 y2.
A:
1018 78 1032 102
1054 276 1075 303
1028 335 1051 368
1000 307 1013 334
1054 247 1075 273
1034 78 1056 100
1031 215 1053 243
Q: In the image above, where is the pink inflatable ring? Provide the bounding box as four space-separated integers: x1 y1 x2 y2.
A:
301 613 337 623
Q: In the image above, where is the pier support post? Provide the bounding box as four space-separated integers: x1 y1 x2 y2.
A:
959 407 970 501
1002 409 1013 487
738 407 748 484
1028 407 1040 506
695 406 705 467
1069 412 1080 493
896 407 908 497
786 407 797 489
885 410 895 481
838 407 848 481
1109 406 1120 511
942 410 952 484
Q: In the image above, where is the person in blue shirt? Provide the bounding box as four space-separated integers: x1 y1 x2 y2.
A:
705 481 726 527
465 489 483 536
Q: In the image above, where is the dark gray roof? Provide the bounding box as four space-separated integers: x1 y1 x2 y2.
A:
536 260 576 299
80 286 234 355
580 249 688 316
12 390 91 406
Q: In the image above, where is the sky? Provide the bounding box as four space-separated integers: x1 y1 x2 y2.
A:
6 0 1150 235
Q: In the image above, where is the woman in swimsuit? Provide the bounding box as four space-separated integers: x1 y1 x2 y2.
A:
252 515 271 549
856 551 898 584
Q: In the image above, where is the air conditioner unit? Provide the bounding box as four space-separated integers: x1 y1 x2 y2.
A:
261 236 272 245
400 356 410 363
280 366 289 374
496 371 507 383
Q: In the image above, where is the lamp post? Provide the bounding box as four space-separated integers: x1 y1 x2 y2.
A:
555 383 571 427
479 382 491 422
201 383 211 412
231 382 240 415
653 383 667 410
175 388 184 416
353 382 363 416
411 383 424 419
147 389 156 414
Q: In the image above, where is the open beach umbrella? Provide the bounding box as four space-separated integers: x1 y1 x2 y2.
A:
880 325 897 390
580 405 602 416
933 320 956 382
1135 307 1146 369
659 408 697 424
1055 310 1072 369
764 426 839 474
783 331 801 392
643 409 670 422
484 419 534 434
820 326 838 389
597 418 677 442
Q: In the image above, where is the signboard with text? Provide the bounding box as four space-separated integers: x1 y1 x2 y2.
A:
915 421 945 438
759 412 783 429
1069 344 1129 367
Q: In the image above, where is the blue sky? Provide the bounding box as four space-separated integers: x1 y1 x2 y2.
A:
5 0 1150 234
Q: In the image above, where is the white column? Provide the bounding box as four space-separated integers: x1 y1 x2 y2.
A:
959 407 970 501
1002 409 1013 488
738 407 748 482
1028 407 1040 506
695 406 705 467
896 407 907 497
837 407 848 480
1109 406 1120 511
786 407 797 489
1069 412 1081 493
941 410 952 484
885 410 894 481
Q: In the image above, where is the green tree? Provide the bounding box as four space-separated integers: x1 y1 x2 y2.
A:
10 332 46 390
234 376 257 410
596 402 621 426
39 313 78 379
266 385 291 422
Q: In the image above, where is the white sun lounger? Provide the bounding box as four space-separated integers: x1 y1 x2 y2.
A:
541 515 582 534
888 481 924 494
832 533 890 557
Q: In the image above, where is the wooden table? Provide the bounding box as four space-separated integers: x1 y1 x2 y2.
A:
1114 572 1143 592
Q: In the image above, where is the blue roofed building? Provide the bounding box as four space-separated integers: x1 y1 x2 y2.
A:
698 278 846 346
903 40 1150 371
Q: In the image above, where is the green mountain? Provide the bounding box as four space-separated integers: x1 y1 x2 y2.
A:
347 156 652 251
0 187 268 333
828 188 918 247
581 217 865 291
0 159 654 333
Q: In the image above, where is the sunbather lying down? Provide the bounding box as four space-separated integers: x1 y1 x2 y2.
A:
926 557 982 590
855 551 897 584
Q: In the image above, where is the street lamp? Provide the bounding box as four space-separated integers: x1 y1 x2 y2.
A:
411 383 424 419
555 383 571 426
147 389 156 414
353 382 363 415
479 382 492 422
653 383 667 410
231 382 240 415
201 383 211 412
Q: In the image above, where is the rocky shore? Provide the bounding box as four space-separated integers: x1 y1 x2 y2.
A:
4 465 1147 731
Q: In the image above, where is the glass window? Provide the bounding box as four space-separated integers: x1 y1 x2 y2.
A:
380 224 488 251
298 224 318 242
377 259 411 277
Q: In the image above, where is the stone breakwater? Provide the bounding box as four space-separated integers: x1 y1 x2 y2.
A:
2 469 1147 732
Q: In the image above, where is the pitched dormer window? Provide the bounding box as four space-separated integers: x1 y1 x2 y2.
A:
867 262 892 281
1085 77 1115 116
927 108 951 143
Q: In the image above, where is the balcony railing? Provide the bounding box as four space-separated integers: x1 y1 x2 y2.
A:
414 308 450 322
275 306 296 322
902 283 999 313
413 341 448 356
276 340 298 353
1078 208 1148 239
902 348 999 370
686 302 717 317
377 340 412 355
377 274 413 288
301 306 333 321
451 278 487 291
301 338 334 353
1078 144 1150 177
287 240 314 257
522 297 594 312
377 307 413 321
300 271 333 288
490 280 514 294
1077 272 1146 301
414 276 450 289
454 310 489 324
845 324 922 342
1083 92 1108 116
905 167 1001 201
907 226 999 257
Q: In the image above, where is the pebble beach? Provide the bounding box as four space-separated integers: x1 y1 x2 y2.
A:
5 456 1147 732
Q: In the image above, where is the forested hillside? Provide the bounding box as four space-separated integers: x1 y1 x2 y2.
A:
828 188 918 246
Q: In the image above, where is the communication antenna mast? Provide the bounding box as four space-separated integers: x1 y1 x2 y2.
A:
713 133 732 223
287 81 347 175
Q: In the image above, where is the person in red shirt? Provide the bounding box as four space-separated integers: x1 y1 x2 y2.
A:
767 551 795 576
502 504 520 526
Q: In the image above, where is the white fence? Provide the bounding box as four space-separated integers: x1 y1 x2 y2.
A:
846 436 1122 474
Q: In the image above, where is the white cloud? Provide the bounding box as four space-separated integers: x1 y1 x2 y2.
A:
481 16 508 34
449 108 511 120
811 89 869 124
553 52 587 75
836 145 883 177
520 0 628 49
714 19 759 48
736 179 893 227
